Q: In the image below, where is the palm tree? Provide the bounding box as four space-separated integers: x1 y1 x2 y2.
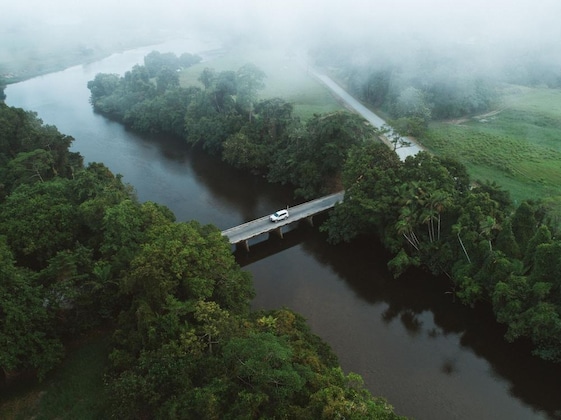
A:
479 216 500 252
452 222 472 263
396 206 420 251
430 189 451 241
420 206 437 243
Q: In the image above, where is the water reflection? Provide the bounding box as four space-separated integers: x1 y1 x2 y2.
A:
441 358 458 375
295 227 561 419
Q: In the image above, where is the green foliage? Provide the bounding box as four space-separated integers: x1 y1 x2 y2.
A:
0 103 136 378
390 87 431 134
0 180 79 268
0 78 5 102
529 242 561 287
222 332 308 416
272 111 379 198
511 201 538 253
0 103 81 197
315 45 498 121
236 63 266 120
523 225 552 269
89 62 205 136
0 237 64 379
32 333 111 419
107 304 403 419
143 50 201 78
322 142 401 243
387 249 420 278
323 138 561 362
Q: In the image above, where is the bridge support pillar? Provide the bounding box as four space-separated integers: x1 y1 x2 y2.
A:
236 240 250 252
269 226 284 239
305 216 314 227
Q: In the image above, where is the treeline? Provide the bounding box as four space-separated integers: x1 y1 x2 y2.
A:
0 103 405 418
309 39 561 138
0 78 5 101
315 49 498 137
322 143 561 362
87 51 379 199
309 43 500 136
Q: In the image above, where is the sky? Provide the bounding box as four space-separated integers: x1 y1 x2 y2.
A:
3 0 561 69
5 0 560 38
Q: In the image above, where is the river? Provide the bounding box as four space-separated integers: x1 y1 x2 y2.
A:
5 36 561 420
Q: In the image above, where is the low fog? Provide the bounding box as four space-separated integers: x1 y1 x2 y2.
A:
2 0 561 84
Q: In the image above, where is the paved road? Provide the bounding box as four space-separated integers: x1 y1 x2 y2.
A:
311 71 423 160
222 192 344 244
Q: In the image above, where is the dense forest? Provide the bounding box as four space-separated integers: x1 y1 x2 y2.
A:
0 98 404 416
87 51 561 364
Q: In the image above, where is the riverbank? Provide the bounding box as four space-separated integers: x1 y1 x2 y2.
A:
0 26 185 84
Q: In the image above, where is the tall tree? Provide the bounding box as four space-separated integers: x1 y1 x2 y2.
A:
236 63 266 122
511 201 538 253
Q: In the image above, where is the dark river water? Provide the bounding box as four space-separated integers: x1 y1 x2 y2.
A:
5 37 561 420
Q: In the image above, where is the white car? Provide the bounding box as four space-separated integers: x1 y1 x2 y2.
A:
270 209 289 222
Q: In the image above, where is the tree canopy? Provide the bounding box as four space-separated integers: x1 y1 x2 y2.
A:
0 98 404 418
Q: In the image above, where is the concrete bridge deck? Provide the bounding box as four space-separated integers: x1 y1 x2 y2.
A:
222 191 344 250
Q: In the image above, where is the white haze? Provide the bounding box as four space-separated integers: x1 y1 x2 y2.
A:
2 0 561 79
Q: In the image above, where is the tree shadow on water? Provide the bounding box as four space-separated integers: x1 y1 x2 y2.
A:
298 227 561 419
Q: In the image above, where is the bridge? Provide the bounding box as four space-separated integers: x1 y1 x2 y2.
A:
222 191 344 251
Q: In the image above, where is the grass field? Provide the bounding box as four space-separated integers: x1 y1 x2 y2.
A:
0 332 111 420
421 85 561 203
179 46 343 120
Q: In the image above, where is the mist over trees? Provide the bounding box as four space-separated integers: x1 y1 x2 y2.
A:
88 52 379 199
311 42 494 128
0 78 5 101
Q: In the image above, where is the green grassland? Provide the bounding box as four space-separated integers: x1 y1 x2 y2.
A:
179 46 343 120
421 86 561 203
